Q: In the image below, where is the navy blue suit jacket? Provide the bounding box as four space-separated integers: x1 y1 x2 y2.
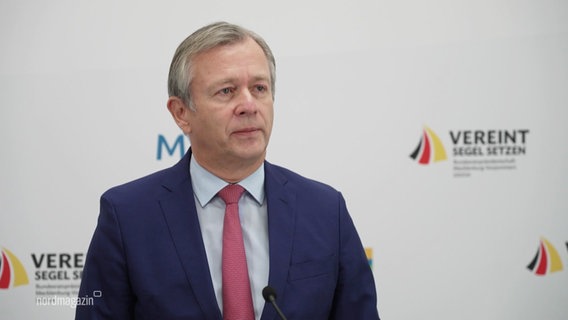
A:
76 151 379 319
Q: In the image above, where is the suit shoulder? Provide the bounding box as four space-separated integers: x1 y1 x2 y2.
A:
101 166 181 204
267 163 339 195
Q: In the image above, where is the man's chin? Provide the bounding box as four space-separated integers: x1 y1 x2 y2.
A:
230 146 267 163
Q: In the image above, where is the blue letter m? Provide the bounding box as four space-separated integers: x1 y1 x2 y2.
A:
157 134 185 160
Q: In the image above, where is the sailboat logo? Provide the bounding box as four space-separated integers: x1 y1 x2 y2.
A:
527 238 564 276
410 126 448 165
0 247 29 289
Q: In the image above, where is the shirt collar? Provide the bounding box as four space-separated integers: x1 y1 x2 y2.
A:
190 155 265 207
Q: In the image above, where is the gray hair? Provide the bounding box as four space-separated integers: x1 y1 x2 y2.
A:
168 21 276 110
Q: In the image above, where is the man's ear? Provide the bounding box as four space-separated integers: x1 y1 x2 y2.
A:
167 97 192 134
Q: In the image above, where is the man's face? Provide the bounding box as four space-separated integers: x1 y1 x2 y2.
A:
185 37 274 171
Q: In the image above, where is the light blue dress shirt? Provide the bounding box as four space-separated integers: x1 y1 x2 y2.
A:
190 156 269 320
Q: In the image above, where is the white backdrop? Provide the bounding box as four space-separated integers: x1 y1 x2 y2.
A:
1 0 567 319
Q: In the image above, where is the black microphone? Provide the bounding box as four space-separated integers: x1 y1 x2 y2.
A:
262 286 287 320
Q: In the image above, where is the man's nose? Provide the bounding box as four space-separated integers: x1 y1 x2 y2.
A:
234 88 257 115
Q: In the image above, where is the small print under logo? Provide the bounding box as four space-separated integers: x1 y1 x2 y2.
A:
527 238 564 276
410 126 448 165
0 247 30 289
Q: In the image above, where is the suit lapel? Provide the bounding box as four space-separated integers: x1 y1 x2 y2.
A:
261 162 296 320
159 151 222 320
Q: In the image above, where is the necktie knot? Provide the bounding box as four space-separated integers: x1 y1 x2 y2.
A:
218 184 245 205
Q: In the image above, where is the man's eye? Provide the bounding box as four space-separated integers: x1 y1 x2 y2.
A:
254 85 267 92
219 88 233 95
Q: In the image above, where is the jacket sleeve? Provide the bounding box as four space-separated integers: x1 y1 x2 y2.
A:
75 195 135 319
329 193 380 320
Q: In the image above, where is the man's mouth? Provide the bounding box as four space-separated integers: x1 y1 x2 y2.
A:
233 127 260 135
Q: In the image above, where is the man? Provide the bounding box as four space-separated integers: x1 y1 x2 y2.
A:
76 21 379 320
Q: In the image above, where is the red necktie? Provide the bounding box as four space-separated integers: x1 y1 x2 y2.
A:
218 184 255 320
